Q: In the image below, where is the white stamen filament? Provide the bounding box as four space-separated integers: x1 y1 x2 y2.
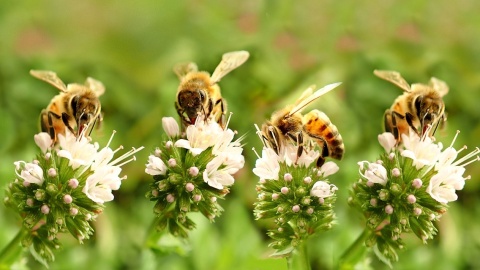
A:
252 147 261 159
453 147 480 167
116 156 136 167
254 124 265 147
110 146 145 166
106 130 117 148
449 130 460 148
225 112 233 130
113 145 124 155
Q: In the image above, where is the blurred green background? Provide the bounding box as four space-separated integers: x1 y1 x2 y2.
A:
1 1 480 269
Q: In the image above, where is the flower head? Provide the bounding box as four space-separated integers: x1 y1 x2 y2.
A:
146 115 245 238
5 130 143 263
252 112 340 255
350 129 479 265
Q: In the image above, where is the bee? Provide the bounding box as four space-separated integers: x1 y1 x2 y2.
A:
174 50 249 128
260 83 344 167
374 70 449 141
30 70 105 143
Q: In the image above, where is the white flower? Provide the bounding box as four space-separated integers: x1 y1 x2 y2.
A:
34 132 52 153
401 129 441 170
426 166 466 203
253 148 281 180
145 155 168 176
91 147 114 171
310 181 338 198
362 162 388 186
83 165 122 204
284 144 319 167
435 147 457 170
16 162 45 185
378 132 396 153
175 118 223 156
57 131 97 169
318 161 339 178
203 155 241 189
212 128 243 156
162 117 180 137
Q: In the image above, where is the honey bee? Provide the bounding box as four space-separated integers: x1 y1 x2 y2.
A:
260 83 344 167
30 70 105 143
374 70 449 141
174 50 249 128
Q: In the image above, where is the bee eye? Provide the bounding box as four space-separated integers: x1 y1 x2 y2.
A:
414 96 422 114
199 90 206 101
70 96 79 116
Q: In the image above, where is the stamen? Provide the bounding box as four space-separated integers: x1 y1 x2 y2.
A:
107 130 117 148
252 147 261 159
449 130 460 148
453 147 480 167
225 112 233 130
457 145 467 154
110 146 145 166
113 145 124 154
116 156 136 167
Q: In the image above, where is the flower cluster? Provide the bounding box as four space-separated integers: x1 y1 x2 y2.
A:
145 116 244 237
349 129 479 265
4 131 143 263
253 128 339 256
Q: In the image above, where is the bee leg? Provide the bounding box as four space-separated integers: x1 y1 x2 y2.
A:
405 112 419 135
218 98 227 128
61 112 75 135
295 132 304 165
40 110 56 141
316 141 329 167
384 109 393 133
390 111 405 141
175 101 190 130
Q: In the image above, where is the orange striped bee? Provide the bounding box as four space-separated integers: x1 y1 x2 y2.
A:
31 70 105 143
374 70 448 141
174 50 249 128
261 83 344 167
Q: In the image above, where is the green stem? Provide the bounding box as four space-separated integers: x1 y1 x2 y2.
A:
337 228 372 269
144 217 163 248
287 241 310 270
0 227 28 267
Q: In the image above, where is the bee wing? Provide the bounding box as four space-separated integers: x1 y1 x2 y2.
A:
85 77 105 96
294 85 315 106
30 70 67 92
210 50 250 84
173 62 198 80
289 82 342 116
374 70 411 92
429 77 449 96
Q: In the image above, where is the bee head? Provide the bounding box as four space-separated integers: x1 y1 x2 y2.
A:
414 94 444 132
71 95 101 134
177 89 208 122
